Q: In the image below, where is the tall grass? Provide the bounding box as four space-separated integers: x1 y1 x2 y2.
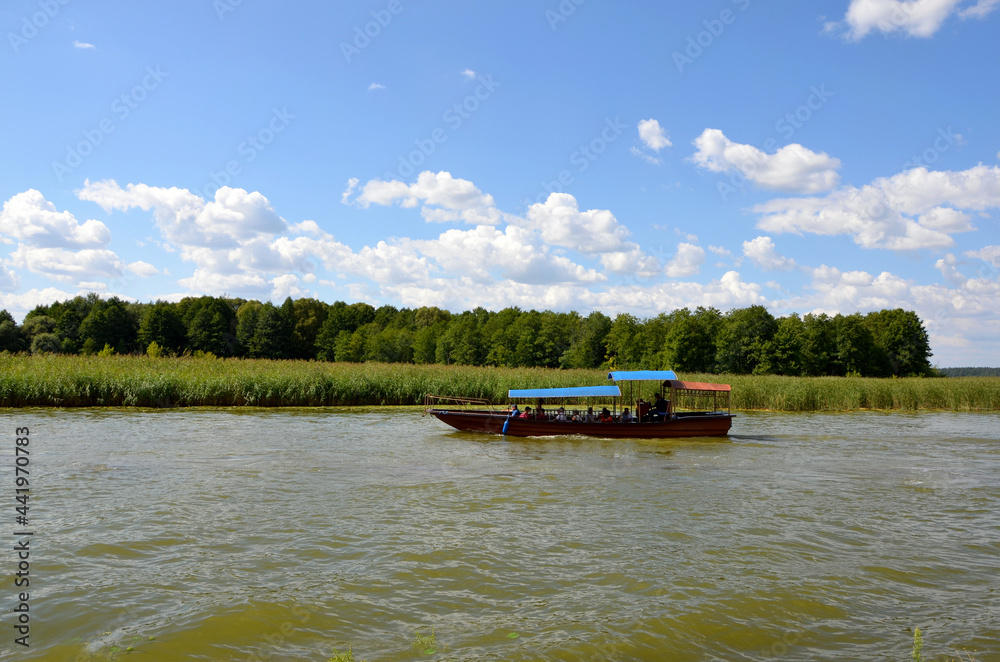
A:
1 354 998 411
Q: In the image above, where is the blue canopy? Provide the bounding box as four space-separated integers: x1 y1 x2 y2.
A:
607 370 678 382
508 385 621 399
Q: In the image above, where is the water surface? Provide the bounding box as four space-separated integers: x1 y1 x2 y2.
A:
1 409 997 660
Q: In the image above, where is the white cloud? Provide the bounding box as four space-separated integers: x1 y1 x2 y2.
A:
10 246 124 286
126 261 159 277
78 180 287 248
349 171 503 225
960 0 1000 17
368 82 386 91
631 147 662 166
0 264 18 292
838 0 998 39
692 129 841 194
665 243 706 278
522 193 660 276
73 40 95 49
638 118 671 151
742 236 797 271
461 68 476 79
1 189 111 248
753 165 999 251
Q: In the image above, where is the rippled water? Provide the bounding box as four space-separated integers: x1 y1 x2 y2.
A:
1 408 998 661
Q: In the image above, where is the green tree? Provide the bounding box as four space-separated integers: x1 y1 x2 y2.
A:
290 298 328 359
715 305 777 374
138 301 187 354
247 302 293 359
834 313 879 376
182 296 236 356
758 314 805 376
604 313 642 369
660 307 721 373
560 311 612 369
0 310 25 353
865 309 933 377
78 297 139 354
31 333 62 354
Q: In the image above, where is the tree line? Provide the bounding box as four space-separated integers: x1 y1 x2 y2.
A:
0 293 936 377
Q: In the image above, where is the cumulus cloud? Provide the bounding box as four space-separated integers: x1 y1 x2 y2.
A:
665 243 706 278
461 68 476 79
835 0 998 40
742 236 797 271
10 246 124 285
73 40 95 49
0 264 18 292
638 119 671 151
0 190 131 288
348 171 503 225
523 193 660 276
78 180 287 248
368 82 386 91
692 129 841 194
753 165 999 251
1 189 111 248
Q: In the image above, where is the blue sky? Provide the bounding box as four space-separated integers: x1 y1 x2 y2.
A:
1 0 999 366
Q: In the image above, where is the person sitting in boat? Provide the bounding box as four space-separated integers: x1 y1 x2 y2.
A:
509 403 520 418
570 410 580 421
521 406 533 418
598 407 614 423
652 394 672 421
583 406 596 423
620 408 634 423
535 405 547 420
555 407 567 421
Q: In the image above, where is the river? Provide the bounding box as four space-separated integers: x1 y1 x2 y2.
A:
1 409 997 661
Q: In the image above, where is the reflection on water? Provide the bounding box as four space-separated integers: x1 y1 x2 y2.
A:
1 409 998 660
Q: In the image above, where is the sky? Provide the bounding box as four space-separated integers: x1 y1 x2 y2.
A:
1 0 999 367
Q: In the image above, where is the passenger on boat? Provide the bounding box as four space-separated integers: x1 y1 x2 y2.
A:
570 410 580 421
583 406 595 423
620 408 634 423
598 407 613 423
521 406 533 418
509 403 520 417
536 405 547 420
555 407 567 421
652 394 671 422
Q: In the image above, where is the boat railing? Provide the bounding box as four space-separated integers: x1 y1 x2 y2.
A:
423 394 498 414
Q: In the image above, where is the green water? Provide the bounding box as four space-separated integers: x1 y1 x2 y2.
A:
0 409 997 661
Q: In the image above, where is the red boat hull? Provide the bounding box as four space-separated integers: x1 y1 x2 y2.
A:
426 409 732 438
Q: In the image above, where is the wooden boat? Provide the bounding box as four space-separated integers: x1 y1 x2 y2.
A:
425 370 733 438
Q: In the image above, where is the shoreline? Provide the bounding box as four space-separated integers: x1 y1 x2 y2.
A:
2 354 998 411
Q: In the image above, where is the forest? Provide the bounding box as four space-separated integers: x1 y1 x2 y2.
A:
0 293 936 378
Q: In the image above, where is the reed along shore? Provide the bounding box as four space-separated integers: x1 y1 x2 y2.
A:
1 354 998 411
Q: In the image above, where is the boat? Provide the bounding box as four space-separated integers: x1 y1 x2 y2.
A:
424 370 733 438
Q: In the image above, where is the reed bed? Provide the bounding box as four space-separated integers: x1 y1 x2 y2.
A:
1 354 998 411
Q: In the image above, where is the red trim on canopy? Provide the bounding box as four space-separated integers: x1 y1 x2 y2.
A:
667 380 731 392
